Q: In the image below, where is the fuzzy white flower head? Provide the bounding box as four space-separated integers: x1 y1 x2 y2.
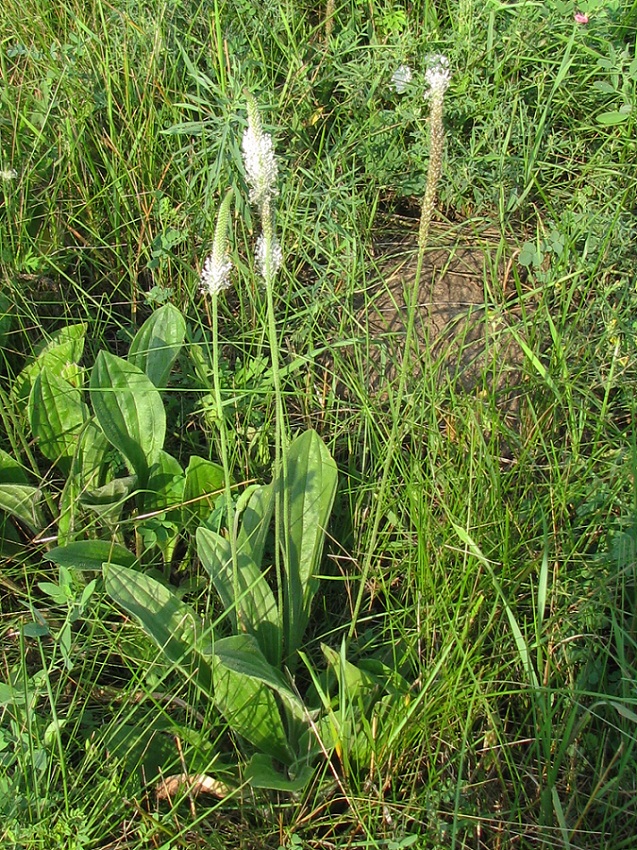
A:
391 65 412 94
424 54 451 99
256 233 282 280
242 116 278 209
200 189 234 297
200 252 232 297
1 167 18 180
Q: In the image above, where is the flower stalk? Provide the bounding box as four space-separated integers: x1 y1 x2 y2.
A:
200 189 242 628
241 92 286 656
349 55 452 639
418 55 451 257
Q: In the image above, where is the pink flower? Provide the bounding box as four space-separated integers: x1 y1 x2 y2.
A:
574 12 589 24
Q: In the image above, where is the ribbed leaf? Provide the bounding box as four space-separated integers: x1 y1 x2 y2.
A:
0 450 30 485
247 754 313 791
75 419 112 490
236 483 274 569
47 540 136 571
104 563 213 696
128 304 186 389
144 451 184 514
29 367 88 468
11 323 86 410
90 352 165 484
282 430 337 668
0 484 45 533
182 456 225 527
214 634 305 723
197 527 281 667
213 635 292 764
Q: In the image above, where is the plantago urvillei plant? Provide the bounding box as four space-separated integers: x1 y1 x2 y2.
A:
349 55 453 636
241 91 290 613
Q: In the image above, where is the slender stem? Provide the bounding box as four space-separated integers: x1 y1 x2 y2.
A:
261 197 287 663
348 85 446 639
211 295 240 629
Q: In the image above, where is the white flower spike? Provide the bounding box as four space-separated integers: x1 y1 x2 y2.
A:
242 94 278 208
200 252 232 297
200 189 234 297
256 233 282 280
424 54 451 99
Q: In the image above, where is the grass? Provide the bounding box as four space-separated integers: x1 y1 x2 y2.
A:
1 0 637 847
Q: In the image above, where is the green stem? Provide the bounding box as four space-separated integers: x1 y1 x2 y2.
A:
261 197 287 664
211 296 240 629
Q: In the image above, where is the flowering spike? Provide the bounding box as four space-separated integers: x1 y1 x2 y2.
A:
200 189 234 297
256 233 282 280
418 55 451 254
242 91 278 209
424 54 451 99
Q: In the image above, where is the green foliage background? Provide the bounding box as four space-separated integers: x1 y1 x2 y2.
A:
1 0 637 847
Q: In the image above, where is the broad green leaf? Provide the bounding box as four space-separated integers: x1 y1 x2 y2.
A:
104 563 213 696
236 483 274 569
81 476 138 522
90 351 165 484
213 634 305 721
128 304 186 389
144 451 184 515
246 754 313 791
141 451 184 563
0 450 30 485
182 456 225 526
282 430 337 668
29 367 88 468
197 528 281 667
58 419 113 545
0 682 27 706
46 540 136 571
75 419 112 490
212 639 291 764
0 484 45 533
11 323 86 410
322 643 377 703
58 418 113 546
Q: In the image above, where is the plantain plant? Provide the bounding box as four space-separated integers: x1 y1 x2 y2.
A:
0 303 225 569
105 428 338 790
2 89 413 799
103 427 410 793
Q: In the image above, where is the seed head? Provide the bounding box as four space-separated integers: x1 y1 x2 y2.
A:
200 189 234 297
424 54 451 99
242 93 278 208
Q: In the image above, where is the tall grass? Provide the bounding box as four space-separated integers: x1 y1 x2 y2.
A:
1 0 636 847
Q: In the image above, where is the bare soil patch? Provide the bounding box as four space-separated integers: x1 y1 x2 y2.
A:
347 222 527 407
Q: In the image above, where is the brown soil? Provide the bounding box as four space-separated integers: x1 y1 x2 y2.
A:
347 222 527 404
